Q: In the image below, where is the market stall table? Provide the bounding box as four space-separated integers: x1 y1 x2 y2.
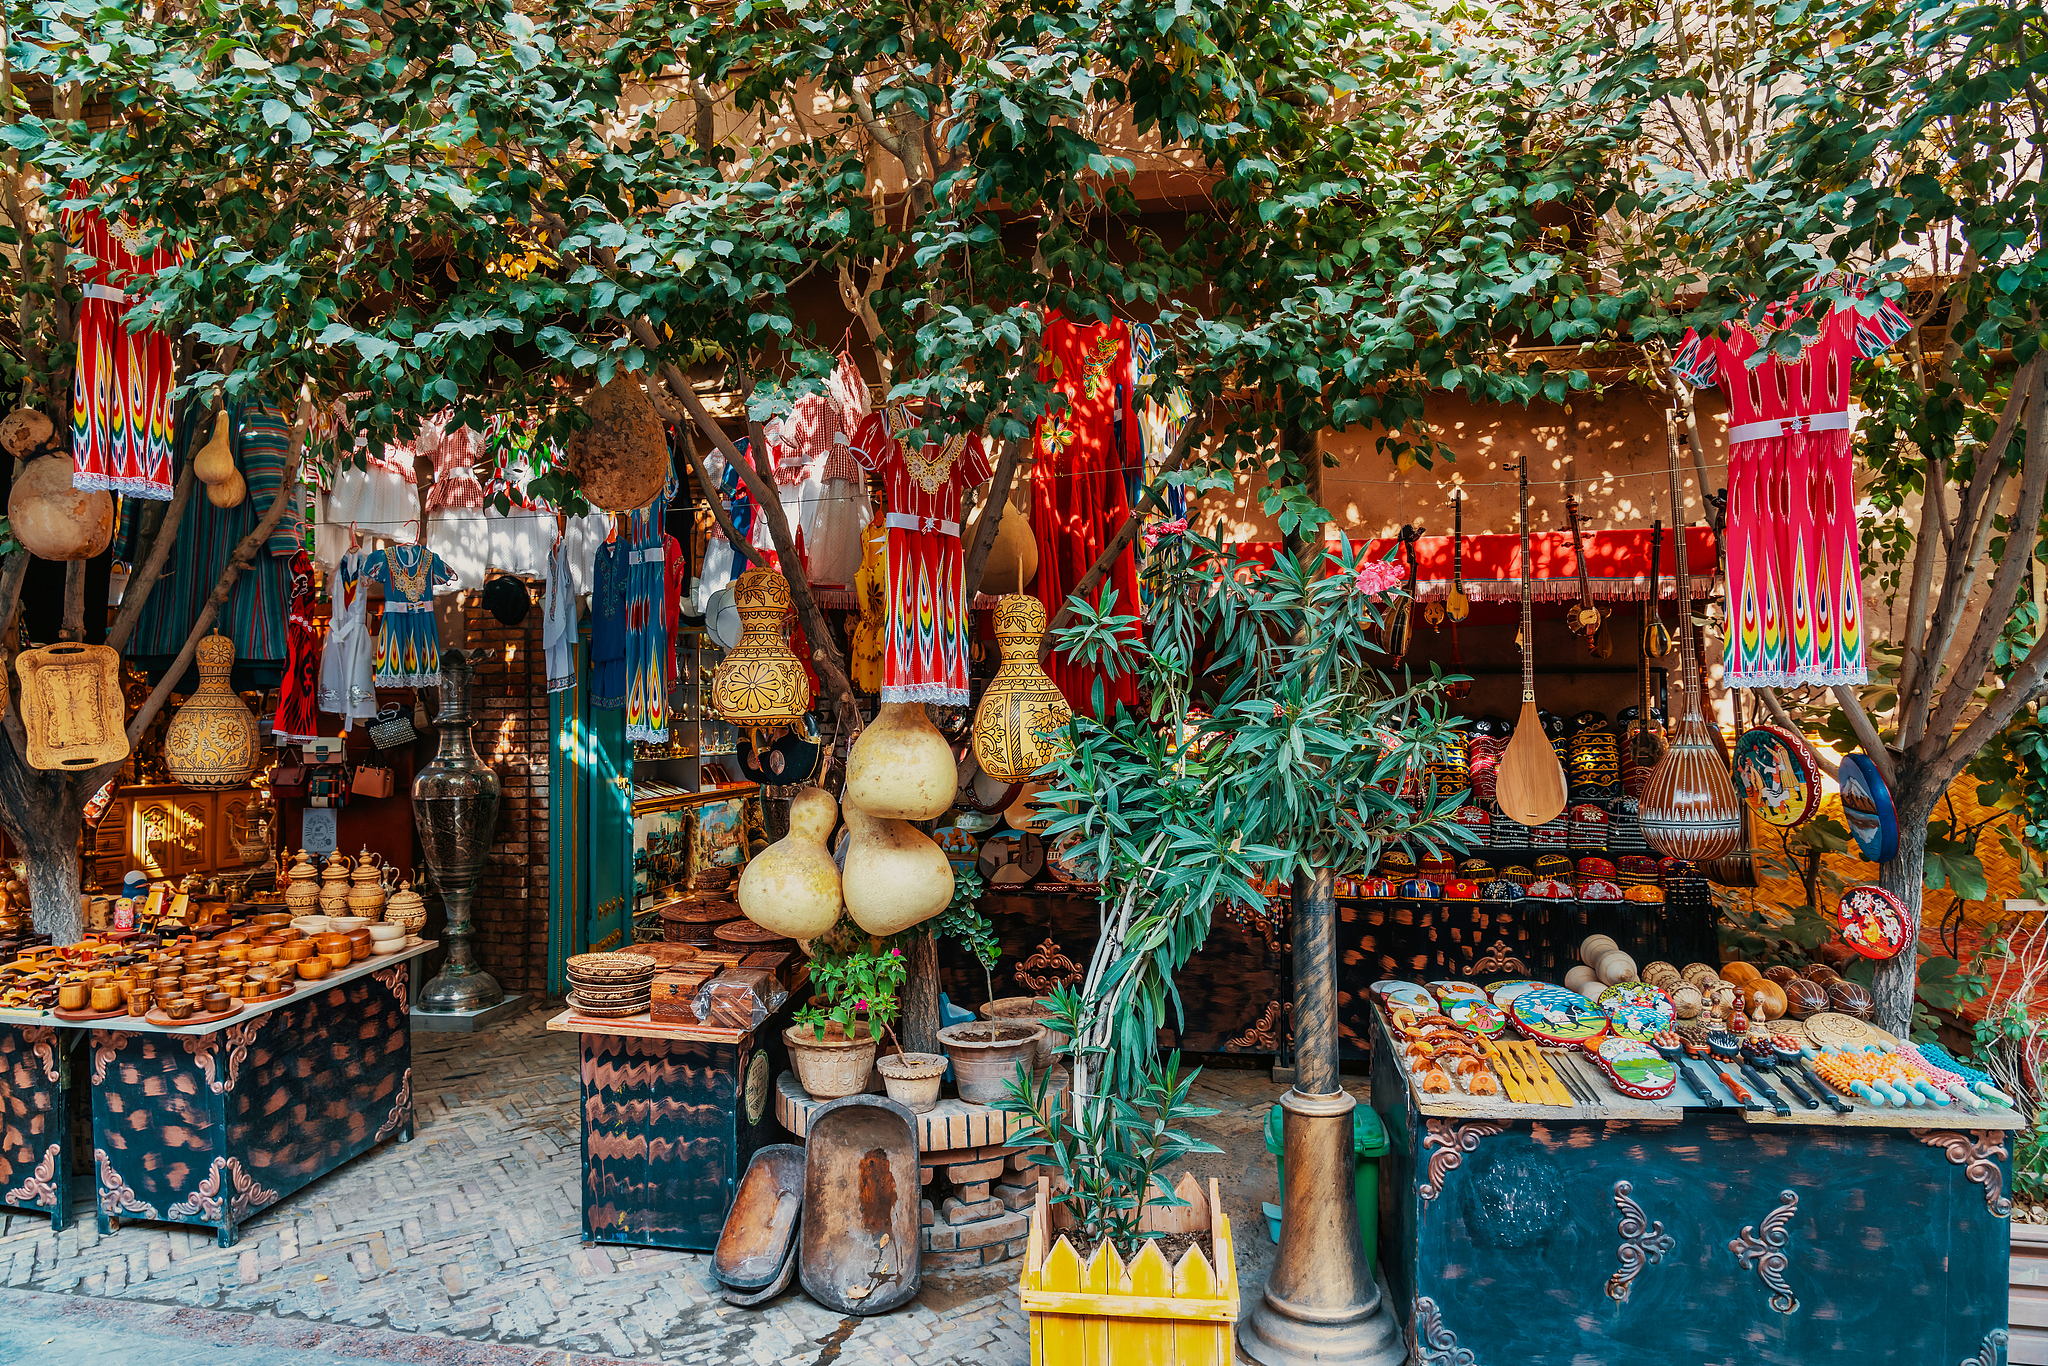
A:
1369 1006 2020 1365
547 1003 793 1252
0 940 433 1247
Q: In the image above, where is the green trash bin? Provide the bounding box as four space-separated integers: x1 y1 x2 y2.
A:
1263 1102 1388 1273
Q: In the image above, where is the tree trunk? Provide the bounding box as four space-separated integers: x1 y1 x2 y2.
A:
902 927 941 1055
1871 786 1934 1038
0 749 81 942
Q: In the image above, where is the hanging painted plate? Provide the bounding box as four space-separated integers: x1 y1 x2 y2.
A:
1429 981 1489 1006
1507 985 1610 1048
1485 979 1542 1007
1596 982 1675 1039
1045 830 1103 887
1837 884 1910 960
1443 1000 1507 1038
932 825 981 871
1591 1037 1677 1099
953 809 999 834
1733 724 1821 828
1371 981 1437 1013
976 831 1044 886
1838 753 1900 863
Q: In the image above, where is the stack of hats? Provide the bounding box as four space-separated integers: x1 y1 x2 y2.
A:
1497 863 1536 888
1616 855 1662 892
1541 710 1569 771
1454 804 1492 849
1425 735 1472 797
1378 849 1417 882
1466 717 1512 804
1566 713 1622 800
566 951 658 1017
1567 802 1610 850
1534 853 1575 884
1458 857 1497 882
1574 856 1622 900
1608 795 1648 854
1661 857 1708 919
1530 810 1570 849
1479 878 1525 905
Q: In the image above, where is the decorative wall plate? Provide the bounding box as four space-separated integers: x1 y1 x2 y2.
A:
1837 884 1910 960
1443 1000 1507 1037
1485 979 1542 1007
932 825 980 869
1371 981 1437 1013
1429 981 1488 1006
975 831 1044 886
1596 982 1675 1039
1591 1037 1677 1099
1733 724 1821 828
1507 985 1610 1048
1838 753 1899 863
1044 830 1102 886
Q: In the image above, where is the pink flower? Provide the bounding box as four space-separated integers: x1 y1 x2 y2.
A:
1142 517 1188 549
1353 560 1405 596
856 998 868 1010
890 948 902 958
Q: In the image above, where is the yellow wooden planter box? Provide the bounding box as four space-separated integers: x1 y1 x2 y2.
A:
1019 1176 1239 1366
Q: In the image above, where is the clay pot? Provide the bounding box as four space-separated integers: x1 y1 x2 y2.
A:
737 786 842 939
844 702 955 821
564 374 668 511
876 1051 948 1114
162 634 259 787
971 595 1071 782
8 454 112 560
978 996 1067 1070
840 806 953 936
710 568 814 729
938 1021 1046 1106
784 1023 879 1101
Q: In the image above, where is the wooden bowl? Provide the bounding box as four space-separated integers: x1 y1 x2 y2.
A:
321 949 352 970
345 930 372 960
314 933 352 954
253 913 293 926
279 942 314 963
296 957 331 980
248 945 279 963
219 944 249 963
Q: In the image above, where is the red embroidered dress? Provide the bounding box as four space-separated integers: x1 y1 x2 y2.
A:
1673 286 1910 686
62 184 184 498
849 405 991 705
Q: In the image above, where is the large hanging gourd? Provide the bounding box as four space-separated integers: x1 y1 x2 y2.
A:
191 410 236 487
738 786 844 939
1638 410 1744 862
1495 458 1569 827
841 805 954 936
7 454 113 561
972 594 1070 782
965 491 1037 595
564 373 668 512
711 567 813 731
845 702 955 821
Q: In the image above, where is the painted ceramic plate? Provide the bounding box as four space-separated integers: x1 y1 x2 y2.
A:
1507 985 1610 1048
1429 981 1489 1006
1485 980 1542 1007
1443 1000 1507 1037
1838 752 1900 863
1734 724 1821 828
976 832 1045 886
1045 830 1103 886
1596 982 1674 1039
932 825 980 869
1837 884 1910 960
1371 981 1437 1013
1592 1037 1677 1099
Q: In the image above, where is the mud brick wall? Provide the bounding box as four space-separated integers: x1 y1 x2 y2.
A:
461 593 551 993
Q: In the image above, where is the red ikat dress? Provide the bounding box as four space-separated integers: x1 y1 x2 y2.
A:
849 405 992 705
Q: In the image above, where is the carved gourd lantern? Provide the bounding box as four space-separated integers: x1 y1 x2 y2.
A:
711 567 813 732
162 633 259 787
972 594 1070 783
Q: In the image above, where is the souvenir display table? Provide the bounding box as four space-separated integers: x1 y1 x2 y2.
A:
1368 1005 2019 1366
0 941 433 1246
547 1002 794 1252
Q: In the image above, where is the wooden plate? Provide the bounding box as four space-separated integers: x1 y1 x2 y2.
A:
52 1002 134 1022
568 996 653 1018
145 1001 243 1028
240 986 296 1005
1733 724 1821 828
1804 1011 1884 1051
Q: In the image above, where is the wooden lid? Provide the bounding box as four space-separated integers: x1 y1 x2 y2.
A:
659 899 740 925
715 920 794 949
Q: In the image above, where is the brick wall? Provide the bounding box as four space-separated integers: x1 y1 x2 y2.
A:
460 594 552 994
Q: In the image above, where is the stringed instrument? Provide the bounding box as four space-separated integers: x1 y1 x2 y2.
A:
1638 411 1744 862
1392 525 1420 664
1643 519 1675 659
1496 461 1569 827
1446 493 1470 622
1565 491 1609 658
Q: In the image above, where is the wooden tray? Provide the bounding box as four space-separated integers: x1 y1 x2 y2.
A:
145 1001 243 1028
52 1001 135 1022
240 986 295 1005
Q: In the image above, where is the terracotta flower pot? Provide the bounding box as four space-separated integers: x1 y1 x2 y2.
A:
785 1023 879 1101
937 1020 1045 1105
876 1051 947 1113
978 996 1068 1071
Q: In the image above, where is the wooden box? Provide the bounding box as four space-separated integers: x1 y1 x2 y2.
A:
650 969 714 1024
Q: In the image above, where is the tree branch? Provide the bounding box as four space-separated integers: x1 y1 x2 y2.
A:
58 560 83 641
1930 629 2048 795
962 435 1025 601
1894 448 1947 732
0 551 29 756
1832 684 1898 793
674 420 768 571
1756 686 1839 779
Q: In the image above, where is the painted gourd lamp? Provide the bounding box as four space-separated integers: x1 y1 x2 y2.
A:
711 567 814 750
971 594 1071 783
1637 411 1743 863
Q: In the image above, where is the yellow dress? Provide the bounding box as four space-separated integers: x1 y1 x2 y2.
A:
852 521 888 693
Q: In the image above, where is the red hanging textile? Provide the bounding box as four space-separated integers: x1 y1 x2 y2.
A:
1030 311 1142 716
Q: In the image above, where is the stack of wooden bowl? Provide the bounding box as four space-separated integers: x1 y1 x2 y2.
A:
566 951 658 1017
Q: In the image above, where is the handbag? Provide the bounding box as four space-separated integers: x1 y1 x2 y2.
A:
351 762 396 800
307 767 351 809
369 705 417 750
270 748 309 797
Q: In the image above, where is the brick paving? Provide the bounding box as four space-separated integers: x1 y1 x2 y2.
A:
0 1004 1295 1365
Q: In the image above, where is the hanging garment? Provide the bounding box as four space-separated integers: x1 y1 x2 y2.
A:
849 404 991 705
421 415 491 589
63 184 183 499
485 458 558 579
273 550 322 744
367 542 459 687
851 520 888 693
663 532 686 685
126 397 302 687
765 406 824 574
319 434 420 570
808 353 874 587
318 546 379 724
543 536 579 694
622 495 672 744
1673 282 1911 686
1030 310 1143 714
589 534 629 709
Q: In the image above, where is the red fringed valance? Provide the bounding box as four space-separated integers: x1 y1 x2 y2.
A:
1352 529 1718 603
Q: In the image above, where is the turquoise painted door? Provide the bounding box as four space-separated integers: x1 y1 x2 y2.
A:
547 634 586 995
583 693 633 956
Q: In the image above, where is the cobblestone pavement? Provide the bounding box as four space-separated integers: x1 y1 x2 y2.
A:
0 1004 1296 1365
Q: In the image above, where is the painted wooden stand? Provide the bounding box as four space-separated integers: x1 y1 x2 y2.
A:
82 944 429 1247
547 1002 793 1252
1370 1009 2016 1365
0 1022 74 1230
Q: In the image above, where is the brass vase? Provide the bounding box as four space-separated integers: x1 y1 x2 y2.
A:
710 567 813 729
413 649 503 1012
160 633 258 787
971 594 1071 782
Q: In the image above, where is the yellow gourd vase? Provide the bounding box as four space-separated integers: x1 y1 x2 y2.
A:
841 806 954 936
161 633 259 787
736 786 843 939
845 702 955 821
972 594 1071 783
711 567 813 729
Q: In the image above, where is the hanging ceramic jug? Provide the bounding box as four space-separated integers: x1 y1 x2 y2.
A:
15 641 127 770
841 806 955 936
738 786 843 938
966 493 1037 595
7 454 112 561
845 702 955 821
972 595 1071 782
161 633 259 787
284 850 323 913
711 567 814 729
564 374 668 511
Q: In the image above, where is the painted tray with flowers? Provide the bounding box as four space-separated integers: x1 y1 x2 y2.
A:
1507 985 1610 1049
1837 884 1910 960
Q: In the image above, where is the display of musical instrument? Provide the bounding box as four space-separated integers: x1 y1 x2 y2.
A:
1496 461 1569 827
1392 524 1419 664
1565 492 1604 648
1446 493 1470 622
1644 518 1675 658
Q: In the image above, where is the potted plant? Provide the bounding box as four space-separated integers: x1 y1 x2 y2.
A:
1000 993 1235 1363
784 945 905 1101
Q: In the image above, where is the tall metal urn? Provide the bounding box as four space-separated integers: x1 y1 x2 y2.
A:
413 649 504 1012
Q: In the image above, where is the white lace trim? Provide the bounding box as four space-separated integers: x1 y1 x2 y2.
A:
881 682 969 706
73 472 173 500
1725 666 1869 688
